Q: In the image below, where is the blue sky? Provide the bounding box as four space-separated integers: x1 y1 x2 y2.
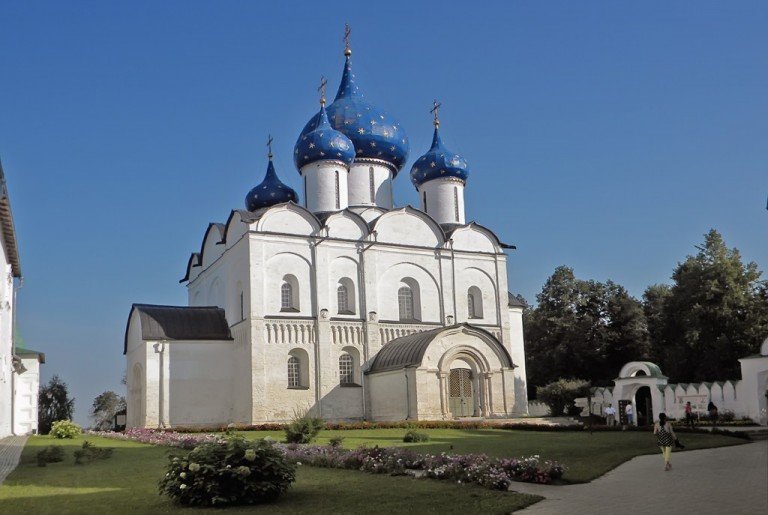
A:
1 1 765 425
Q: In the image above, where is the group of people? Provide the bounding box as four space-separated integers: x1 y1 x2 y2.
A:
601 399 721 471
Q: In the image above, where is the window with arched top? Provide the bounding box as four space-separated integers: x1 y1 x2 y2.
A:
280 274 300 312
337 285 348 313
339 353 354 385
336 277 356 315
397 278 422 321
467 286 483 319
398 286 414 321
287 356 300 388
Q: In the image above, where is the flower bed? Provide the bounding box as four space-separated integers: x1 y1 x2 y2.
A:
89 428 222 449
91 428 565 489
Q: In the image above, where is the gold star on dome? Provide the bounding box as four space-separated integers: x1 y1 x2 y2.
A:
309 142 315 149
357 128 365 134
430 161 436 167
370 119 377 125
370 142 376 147
390 146 395 151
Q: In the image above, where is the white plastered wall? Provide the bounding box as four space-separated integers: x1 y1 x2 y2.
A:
301 161 349 213
347 162 393 208
0 233 13 437
13 357 39 434
419 178 465 224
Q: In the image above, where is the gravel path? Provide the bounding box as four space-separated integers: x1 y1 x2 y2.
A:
0 435 28 485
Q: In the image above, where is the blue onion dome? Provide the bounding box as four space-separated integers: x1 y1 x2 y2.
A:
298 51 409 174
410 122 470 188
294 104 355 170
245 153 299 211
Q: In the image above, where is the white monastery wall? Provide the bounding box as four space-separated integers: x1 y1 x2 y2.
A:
419 179 465 224
301 162 349 212
13 357 39 434
347 162 393 208
0 234 13 437
367 369 411 421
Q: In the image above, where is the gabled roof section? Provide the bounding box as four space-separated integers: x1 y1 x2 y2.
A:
16 348 45 364
179 252 202 283
0 159 22 277
442 221 515 250
124 303 233 354
507 292 527 308
367 323 514 374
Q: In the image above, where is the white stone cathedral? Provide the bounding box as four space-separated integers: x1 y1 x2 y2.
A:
124 38 529 428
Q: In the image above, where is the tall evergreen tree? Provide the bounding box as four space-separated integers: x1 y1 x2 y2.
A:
524 266 650 391
38 375 75 434
645 230 768 381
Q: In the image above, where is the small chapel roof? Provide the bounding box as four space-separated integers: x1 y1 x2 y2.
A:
367 323 514 374
124 304 233 354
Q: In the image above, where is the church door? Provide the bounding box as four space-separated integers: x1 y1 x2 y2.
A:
449 369 474 417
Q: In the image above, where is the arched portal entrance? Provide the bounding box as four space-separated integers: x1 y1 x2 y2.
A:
635 386 653 426
449 368 474 417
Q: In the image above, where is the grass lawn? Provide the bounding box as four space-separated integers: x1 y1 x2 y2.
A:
236 428 748 483
0 435 541 514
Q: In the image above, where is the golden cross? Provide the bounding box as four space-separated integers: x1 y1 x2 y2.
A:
318 75 328 106
344 23 352 55
430 100 442 127
267 134 273 158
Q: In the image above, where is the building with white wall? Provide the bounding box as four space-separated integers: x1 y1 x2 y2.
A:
1 159 43 436
125 39 529 427
579 346 768 426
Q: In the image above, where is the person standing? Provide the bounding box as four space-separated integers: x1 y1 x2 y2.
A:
625 401 634 426
654 413 677 471
604 404 616 427
684 401 695 428
708 401 719 427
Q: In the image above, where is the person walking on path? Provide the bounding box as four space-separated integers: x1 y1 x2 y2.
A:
654 413 677 471
604 404 616 427
625 402 634 426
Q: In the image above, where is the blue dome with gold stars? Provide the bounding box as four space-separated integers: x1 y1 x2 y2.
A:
298 53 409 174
410 126 470 188
245 156 299 211
294 105 355 170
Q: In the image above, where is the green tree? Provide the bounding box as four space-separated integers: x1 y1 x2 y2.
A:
524 266 650 391
536 378 591 416
645 229 768 381
90 391 126 430
38 375 75 435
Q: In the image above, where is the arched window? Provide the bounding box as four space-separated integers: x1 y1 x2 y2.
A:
287 356 300 388
398 286 414 321
454 187 460 221
335 170 340 209
336 277 355 315
423 191 428 212
339 353 354 385
281 283 293 311
280 275 300 312
337 284 348 313
467 286 483 319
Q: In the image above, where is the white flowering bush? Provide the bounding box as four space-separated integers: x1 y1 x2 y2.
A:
49 420 82 439
158 436 295 506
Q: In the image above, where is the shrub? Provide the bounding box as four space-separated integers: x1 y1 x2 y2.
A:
402 430 430 443
329 436 344 448
74 440 114 464
36 445 65 467
49 420 82 439
158 436 296 506
284 409 323 444
720 410 735 422
536 379 591 417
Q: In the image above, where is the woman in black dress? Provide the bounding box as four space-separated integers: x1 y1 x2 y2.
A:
654 412 677 471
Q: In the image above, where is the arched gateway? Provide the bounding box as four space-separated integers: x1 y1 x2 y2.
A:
366 324 517 420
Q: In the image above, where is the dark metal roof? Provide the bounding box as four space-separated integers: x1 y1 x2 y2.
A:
367 323 514 374
507 292 527 308
16 348 45 363
0 158 21 277
124 304 233 354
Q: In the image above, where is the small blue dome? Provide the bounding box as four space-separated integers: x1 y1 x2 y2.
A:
294 105 355 170
410 126 470 188
298 54 409 173
245 157 299 211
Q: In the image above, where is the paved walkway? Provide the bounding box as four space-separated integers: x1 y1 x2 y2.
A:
0 435 28 485
511 441 768 514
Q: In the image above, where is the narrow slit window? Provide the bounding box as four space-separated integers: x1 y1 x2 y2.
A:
454 187 459 221
335 170 340 209
369 167 375 203
398 286 414 321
